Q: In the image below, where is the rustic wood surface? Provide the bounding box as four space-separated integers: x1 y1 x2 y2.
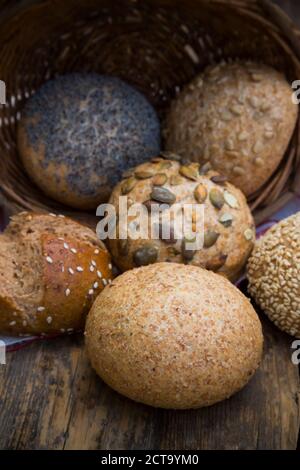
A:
0 0 300 450
0 316 299 450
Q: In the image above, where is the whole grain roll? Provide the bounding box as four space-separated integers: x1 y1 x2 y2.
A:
18 73 160 209
0 212 112 336
108 154 255 281
247 212 300 337
86 263 263 409
165 62 298 196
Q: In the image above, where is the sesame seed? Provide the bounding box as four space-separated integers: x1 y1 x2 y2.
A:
46 316 52 324
65 288 71 296
93 282 99 289
46 256 53 264
94 249 100 254
64 242 69 250
91 260 97 267
97 270 102 278
77 266 84 272
108 279 112 284
58 237 64 241
37 306 45 312
88 289 94 295
102 279 108 286
61 265 65 273
9 321 16 326
71 248 77 254
49 213 56 217
108 263 112 270
58 214 65 218
60 328 65 333
90 266 95 272
67 328 73 333
68 267 74 275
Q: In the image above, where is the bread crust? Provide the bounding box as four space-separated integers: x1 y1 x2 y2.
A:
0 212 112 335
86 263 263 409
165 62 298 196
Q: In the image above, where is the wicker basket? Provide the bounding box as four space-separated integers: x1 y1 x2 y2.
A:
0 0 300 225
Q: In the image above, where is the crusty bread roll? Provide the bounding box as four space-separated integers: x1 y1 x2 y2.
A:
165 62 298 197
0 212 112 336
247 212 300 337
86 263 263 409
108 154 255 281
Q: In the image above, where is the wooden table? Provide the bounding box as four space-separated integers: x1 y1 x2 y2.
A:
0 0 300 450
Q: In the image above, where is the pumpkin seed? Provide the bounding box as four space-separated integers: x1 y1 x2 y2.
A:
167 246 180 256
135 170 155 179
181 238 196 261
204 230 220 248
194 184 208 203
206 254 228 271
170 175 184 186
224 191 239 209
210 174 227 185
143 200 169 213
160 151 181 161
199 162 212 175
244 228 254 241
150 187 176 204
118 239 129 256
219 213 233 227
180 165 199 181
121 177 136 195
209 188 225 210
152 173 167 186
159 161 172 170
133 244 158 267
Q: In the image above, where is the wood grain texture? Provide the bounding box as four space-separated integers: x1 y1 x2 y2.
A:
0 316 299 450
0 0 299 450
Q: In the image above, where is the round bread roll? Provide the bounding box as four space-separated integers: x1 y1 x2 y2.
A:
86 263 263 409
164 62 298 196
247 212 300 337
0 212 112 336
18 73 160 209
108 154 255 281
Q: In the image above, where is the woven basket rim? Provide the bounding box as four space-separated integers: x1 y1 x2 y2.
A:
0 0 300 226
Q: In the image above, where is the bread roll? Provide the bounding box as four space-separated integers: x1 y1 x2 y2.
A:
0 212 112 336
247 212 300 337
108 154 255 281
165 62 298 196
18 74 160 209
86 263 263 409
